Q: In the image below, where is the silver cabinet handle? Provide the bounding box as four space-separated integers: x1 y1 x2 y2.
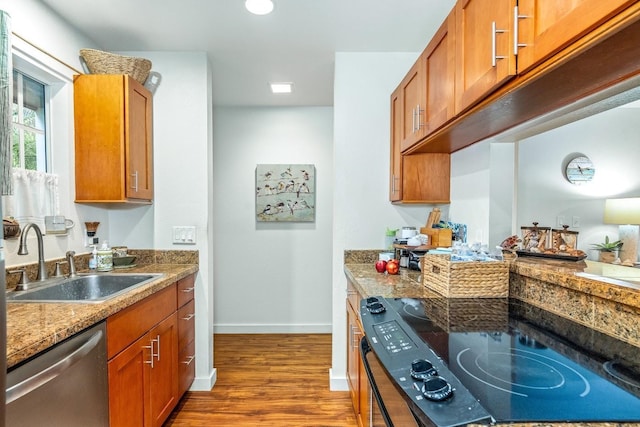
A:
6 329 103 404
182 313 195 321
182 356 195 365
130 171 139 192
181 287 195 293
491 21 507 67
142 339 155 368
416 104 423 130
513 6 529 55
155 335 160 362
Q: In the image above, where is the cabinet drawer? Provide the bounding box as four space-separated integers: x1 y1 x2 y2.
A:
347 281 361 313
107 284 177 359
177 274 195 307
178 339 195 397
178 299 195 349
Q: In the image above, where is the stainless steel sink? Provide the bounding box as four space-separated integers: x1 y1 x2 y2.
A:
6 273 163 303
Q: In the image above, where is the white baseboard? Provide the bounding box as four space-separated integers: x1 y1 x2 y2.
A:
214 323 332 334
190 368 217 391
329 368 349 391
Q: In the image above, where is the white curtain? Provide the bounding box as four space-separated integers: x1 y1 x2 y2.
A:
2 168 59 231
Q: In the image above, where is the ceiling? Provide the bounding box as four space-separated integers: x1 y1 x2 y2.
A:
40 0 455 106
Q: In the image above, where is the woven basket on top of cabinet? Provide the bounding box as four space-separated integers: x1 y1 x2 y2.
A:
79 48 152 84
422 254 509 298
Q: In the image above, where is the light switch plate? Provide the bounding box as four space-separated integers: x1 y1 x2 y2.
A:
172 226 196 244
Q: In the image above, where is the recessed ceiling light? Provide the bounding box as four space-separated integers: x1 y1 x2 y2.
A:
270 82 293 94
245 0 274 15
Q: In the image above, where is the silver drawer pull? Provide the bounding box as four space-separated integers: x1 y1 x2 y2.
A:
182 356 195 365
182 313 195 321
182 287 195 293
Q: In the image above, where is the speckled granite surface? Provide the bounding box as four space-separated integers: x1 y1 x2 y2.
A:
5 250 199 368
345 250 640 348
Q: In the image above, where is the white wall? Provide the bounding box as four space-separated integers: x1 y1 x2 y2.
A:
516 106 640 258
212 106 334 333
330 52 446 389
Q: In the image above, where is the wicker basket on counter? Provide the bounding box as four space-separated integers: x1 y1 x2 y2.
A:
79 48 152 84
422 254 509 298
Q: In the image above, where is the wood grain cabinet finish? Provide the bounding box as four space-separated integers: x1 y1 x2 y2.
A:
107 281 189 427
402 0 640 154
346 282 370 427
177 274 196 397
74 74 153 203
389 87 403 202
455 0 517 115
516 0 638 73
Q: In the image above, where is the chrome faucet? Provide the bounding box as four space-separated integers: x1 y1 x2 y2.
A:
17 223 48 281
66 250 78 277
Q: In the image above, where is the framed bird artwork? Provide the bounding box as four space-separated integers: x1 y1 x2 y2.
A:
256 164 316 222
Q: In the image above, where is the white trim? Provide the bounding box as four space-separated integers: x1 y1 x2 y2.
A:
11 36 74 83
329 368 349 391
214 323 332 334
190 368 217 392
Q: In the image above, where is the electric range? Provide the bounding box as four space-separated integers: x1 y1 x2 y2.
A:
360 296 640 426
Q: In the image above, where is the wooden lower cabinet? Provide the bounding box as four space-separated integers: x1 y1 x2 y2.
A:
108 314 178 427
177 274 196 396
107 273 196 427
346 282 371 427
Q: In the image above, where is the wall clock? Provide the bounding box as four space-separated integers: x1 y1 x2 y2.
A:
565 155 595 185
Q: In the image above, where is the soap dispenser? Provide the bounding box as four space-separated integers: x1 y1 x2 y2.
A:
96 241 113 272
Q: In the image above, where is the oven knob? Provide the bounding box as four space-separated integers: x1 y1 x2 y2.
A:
421 376 453 402
365 297 380 306
367 302 386 314
410 359 437 380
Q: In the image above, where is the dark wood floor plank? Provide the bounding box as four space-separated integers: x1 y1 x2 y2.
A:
164 333 358 427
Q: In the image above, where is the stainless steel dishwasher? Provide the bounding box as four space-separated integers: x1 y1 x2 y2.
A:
6 321 109 427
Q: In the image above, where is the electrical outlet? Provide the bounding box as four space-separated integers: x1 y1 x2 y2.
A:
557 216 566 228
172 226 197 244
572 216 581 228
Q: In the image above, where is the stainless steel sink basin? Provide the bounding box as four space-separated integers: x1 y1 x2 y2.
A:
6 273 163 303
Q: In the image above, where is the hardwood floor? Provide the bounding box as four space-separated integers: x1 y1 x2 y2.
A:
164 334 358 427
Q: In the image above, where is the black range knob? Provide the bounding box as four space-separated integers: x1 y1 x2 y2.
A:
367 301 386 314
421 376 453 402
410 359 437 380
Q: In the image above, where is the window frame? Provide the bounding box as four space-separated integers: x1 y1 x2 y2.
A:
12 69 48 171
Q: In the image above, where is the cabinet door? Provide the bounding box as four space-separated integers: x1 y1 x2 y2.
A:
149 313 179 427
423 9 456 135
178 299 196 396
108 333 150 427
125 77 154 200
399 60 425 151
389 87 403 202
346 304 361 419
455 0 516 114
516 0 637 72
401 153 450 204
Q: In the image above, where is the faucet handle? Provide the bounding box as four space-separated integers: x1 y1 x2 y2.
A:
54 261 68 277
8 269 30 291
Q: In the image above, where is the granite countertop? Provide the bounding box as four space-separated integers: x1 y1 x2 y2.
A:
6 255 198 369
344 249 640 310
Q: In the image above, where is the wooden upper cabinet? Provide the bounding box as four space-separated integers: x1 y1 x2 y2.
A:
516 0 638 73
398 60 425 151
389 87 403 202
400 153 450 204
455 0 516 114
423 9 456 136
74 74 153 203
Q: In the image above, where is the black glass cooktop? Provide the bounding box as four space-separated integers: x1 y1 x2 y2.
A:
381 297 640 423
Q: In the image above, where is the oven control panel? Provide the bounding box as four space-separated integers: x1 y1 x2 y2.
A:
360 296 492 427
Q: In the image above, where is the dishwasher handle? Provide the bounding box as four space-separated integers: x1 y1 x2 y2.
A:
6 329 104 404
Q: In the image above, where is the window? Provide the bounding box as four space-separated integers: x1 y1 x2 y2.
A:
12 70 47 171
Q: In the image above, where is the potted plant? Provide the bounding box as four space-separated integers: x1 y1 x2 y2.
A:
591 236 623 263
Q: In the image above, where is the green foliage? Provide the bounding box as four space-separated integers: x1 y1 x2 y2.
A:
591 235 623 252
